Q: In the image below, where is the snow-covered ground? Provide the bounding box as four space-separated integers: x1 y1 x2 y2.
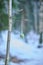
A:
0 30 43 65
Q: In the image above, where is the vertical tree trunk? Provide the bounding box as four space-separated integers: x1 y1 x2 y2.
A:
5 0 12 65
39 32 42 44
33 1 38 32
39 1 43 44
21 10 24 34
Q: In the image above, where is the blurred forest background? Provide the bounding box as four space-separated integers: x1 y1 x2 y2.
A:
0 0 43 42
0 1 43 65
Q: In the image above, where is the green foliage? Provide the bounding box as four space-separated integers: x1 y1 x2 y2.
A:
12 0 20 9
0 0 39 35
0 0 19 31
0 0 5 11
13 13 21 30
18 0 26 4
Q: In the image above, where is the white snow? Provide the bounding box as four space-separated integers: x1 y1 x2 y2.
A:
0 30 43 65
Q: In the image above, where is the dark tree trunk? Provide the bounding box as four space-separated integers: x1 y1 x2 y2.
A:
39 32 42 44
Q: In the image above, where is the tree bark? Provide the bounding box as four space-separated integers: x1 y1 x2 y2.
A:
5 0 12 65
39 1 43 44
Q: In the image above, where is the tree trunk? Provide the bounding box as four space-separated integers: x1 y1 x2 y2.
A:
21 10 24 34
33 2 38 32
39 1 43 44
39 32 42 44
5 0 12 65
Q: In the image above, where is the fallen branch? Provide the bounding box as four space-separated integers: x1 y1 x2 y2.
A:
0 54 29 63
